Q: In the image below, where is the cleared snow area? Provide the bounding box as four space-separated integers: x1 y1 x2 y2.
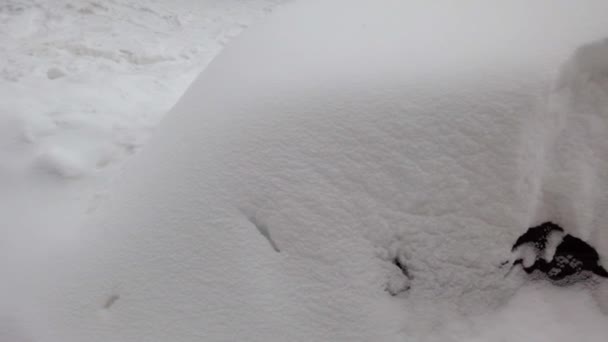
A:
4 0 608 341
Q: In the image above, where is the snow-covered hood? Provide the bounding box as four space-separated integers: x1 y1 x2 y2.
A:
22 1 608 341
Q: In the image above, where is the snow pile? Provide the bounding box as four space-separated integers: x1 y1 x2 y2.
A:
0 0 286 340
8 0 608 341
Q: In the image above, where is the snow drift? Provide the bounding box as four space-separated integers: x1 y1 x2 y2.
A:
18 0 608 341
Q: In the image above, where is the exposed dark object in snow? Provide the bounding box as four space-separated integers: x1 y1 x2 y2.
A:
512 221 564 252
511 222 608 283
393 256 410 279
383 243 412 296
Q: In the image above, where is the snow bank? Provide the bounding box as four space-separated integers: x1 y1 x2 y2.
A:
0 0 287 240
0 0 286 340
21 0 608 340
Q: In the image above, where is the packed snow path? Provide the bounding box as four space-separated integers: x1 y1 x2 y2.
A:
5 0 608 341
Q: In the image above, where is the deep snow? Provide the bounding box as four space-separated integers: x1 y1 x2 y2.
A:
0 0 286 340
5 0 608 341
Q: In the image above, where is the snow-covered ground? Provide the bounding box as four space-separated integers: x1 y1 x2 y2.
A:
0 0 286 339
4 0 608 341
0 0 285 302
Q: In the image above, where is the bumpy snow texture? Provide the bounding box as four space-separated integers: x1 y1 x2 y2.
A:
8 0 608 341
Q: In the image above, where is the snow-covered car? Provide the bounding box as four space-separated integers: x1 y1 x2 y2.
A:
19 0 608 340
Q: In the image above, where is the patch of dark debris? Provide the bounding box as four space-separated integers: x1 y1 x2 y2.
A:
507 221 608 284
393 256 410 279
382 242 412 296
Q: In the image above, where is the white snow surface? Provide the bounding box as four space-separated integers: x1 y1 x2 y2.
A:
0 0 286 340
5 0 608 341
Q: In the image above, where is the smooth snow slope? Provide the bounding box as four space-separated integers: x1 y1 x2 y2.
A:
21 0 608 341
0 0 286 340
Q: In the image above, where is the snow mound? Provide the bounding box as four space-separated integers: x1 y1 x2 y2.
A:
21 0 608 341
0 0 288 340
